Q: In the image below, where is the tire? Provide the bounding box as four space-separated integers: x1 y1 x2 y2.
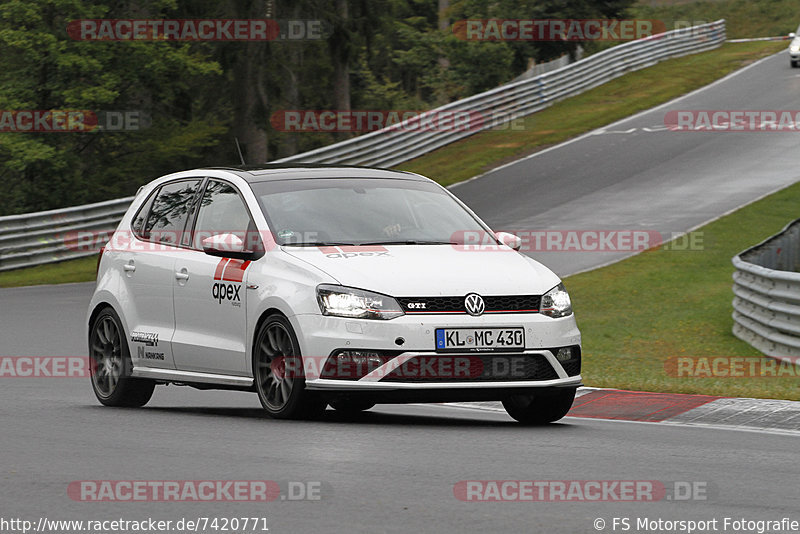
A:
253 314 327 420
329 398 376 414
792 60 798 68
88 307 155 407
502 388 576 424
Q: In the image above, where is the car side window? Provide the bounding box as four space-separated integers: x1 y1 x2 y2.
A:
131 190 157 238
142 179 202 245
192 180 255 250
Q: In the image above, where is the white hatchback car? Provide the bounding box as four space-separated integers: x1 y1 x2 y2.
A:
87 165 582 423
790 27 800 67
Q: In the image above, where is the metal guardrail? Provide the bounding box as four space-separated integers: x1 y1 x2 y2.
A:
732 218 800 361
0 197 133 272
0 20 726 272
273 20 726 167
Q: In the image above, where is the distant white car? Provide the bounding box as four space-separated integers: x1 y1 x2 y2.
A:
87 165 582 423
789 27 800 67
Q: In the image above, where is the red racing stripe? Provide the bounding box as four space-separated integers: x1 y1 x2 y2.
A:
221 259 251 282
213 258 230 280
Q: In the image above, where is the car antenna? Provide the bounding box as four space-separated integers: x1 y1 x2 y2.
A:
235 137 246 166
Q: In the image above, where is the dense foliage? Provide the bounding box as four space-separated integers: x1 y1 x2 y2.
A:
0 0 633 214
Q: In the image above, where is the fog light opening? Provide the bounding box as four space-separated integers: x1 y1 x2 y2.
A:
555 347 573 362
323 351 392 380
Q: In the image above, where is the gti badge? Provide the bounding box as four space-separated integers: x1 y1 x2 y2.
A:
464 293 485 316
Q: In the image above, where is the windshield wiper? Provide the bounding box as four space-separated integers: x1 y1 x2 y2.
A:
358 240 457 246
282 242 357 247
284 240 458 246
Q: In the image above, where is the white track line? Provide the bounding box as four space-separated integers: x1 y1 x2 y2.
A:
450 51 798 277
448 50 783 190
428 401 800 437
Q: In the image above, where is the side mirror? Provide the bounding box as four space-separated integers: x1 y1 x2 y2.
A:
790 33 796 38
495 231 522 251
202 233 255 260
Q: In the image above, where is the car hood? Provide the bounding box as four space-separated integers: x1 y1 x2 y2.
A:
281 245 561 296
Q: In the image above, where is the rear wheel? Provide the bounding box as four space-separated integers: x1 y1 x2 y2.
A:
502 388 576 424
253 314 326 419
88 307 155 407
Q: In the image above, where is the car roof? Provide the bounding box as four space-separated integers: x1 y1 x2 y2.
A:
199 164 430 183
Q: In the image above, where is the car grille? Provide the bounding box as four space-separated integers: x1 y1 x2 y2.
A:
381 353 558 382
396 295 542 314
561 359 581 376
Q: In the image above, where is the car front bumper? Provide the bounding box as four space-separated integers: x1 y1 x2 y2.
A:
292 312 582 393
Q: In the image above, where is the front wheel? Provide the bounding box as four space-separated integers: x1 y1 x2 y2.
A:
792 60 798 68
88 307 155 407
253 314 326 419
502 388 576 424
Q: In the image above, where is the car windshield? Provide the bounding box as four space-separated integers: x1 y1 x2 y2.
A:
252 177 489 246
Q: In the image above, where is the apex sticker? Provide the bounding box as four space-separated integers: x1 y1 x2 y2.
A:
212 258 250 306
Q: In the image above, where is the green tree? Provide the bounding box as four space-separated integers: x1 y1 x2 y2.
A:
0 0 638 214
0 0 225 214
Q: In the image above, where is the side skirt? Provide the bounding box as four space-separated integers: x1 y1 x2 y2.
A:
132 367 254 391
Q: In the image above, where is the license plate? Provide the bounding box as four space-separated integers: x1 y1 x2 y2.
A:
435 327 525 352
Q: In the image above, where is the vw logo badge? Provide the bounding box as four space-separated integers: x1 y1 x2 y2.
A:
464 293 485 316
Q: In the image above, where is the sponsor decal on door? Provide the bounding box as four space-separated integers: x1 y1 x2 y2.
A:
212 258 250 306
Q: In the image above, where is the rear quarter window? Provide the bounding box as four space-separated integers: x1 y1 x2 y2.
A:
131 190 156 238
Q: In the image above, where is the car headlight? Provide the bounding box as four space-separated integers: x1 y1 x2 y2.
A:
317 284 404 320
540 283 572 318
791 45 800 53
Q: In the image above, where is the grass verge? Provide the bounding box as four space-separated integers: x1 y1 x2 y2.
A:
567 182 800 401
0 255 97 288
397 41 785 186
632 0 798 40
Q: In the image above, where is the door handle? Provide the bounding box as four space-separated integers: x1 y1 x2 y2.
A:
123 263 136 272
175 271 190 281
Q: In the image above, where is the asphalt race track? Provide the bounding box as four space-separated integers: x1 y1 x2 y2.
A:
454 51 800 276
1 52 799 533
